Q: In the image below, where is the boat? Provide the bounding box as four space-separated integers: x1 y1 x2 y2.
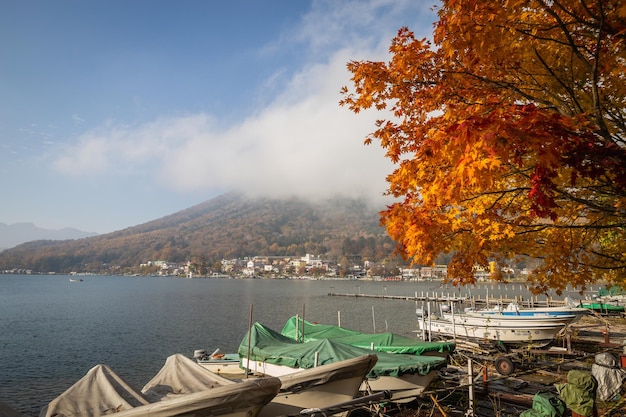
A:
466 299 589 322
416 312 567 347
451 310 577 326
257 354 379 417
192 348 380 416
579 302 625 314
40 354 282 417
280 315 455 357
145 354 378 417
193 349 245 375
193 346 380 415
68 278 83 282
239 322 448 402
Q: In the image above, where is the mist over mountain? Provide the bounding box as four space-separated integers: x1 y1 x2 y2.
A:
0 222 98 251
0 193 402 274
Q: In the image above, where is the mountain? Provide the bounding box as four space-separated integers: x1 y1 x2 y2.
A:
0 193 400 274
0 222 98 251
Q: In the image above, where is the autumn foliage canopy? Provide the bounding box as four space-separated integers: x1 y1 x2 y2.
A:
340 0 626 292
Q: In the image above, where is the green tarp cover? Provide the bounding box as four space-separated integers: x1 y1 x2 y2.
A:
281 316 455 355
238 322 447 379
555 370 597 417
597 286 626 296
519 391 565 417
580 303 625 312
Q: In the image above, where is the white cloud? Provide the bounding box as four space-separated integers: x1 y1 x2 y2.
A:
51 0 435 205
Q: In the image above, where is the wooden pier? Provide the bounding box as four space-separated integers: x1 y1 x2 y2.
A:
327 290 568 308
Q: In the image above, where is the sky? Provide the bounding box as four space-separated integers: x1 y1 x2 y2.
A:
1 0 439 234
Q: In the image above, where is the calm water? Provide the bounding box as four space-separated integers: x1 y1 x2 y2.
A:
0 275 594 416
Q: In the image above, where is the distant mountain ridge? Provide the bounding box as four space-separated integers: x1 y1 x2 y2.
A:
0 193 399 274
0 222 98 251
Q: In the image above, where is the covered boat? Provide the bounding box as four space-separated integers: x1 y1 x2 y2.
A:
239 322 447 401
146 354 377 417
40 354 281 417
281 315 454 357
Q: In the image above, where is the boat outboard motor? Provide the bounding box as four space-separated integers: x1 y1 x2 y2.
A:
193 349 208 360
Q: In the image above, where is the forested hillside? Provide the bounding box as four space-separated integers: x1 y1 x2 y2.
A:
0 193 401 274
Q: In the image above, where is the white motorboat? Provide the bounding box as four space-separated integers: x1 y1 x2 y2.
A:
466 298 588 322
447 311 577 326
40 354 282 417
417 313 567 347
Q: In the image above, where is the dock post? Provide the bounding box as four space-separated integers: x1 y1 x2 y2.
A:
427 301 432 342
467 359 475 417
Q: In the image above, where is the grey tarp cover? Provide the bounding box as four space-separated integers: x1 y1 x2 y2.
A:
590 352 626 402
141 354 234 400
555 370 597 417
40 354 281 417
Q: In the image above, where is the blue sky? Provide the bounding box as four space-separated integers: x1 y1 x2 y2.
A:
1 0 438 234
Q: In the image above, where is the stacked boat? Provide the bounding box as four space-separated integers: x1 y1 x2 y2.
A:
417 302 585 347
239 321 448 402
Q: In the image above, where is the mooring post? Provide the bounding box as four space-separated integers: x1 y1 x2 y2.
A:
467 359 475 417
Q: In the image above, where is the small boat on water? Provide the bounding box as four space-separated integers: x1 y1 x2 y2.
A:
40 354 282 417
280 315 455 357
239 322 448 402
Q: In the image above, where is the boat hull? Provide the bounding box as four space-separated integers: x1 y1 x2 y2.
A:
259 375 366 417
242 356 438 403
196 354 245 375
417 317 564 347
252 355 377 417
449 311 575 326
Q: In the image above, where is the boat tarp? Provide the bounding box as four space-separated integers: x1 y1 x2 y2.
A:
597 286 626 297
590 352 626 402
141 354 235 400
40 354 282 417
238 322 447 379
39 364 150 417
555 370 597 417
519 391 565 417
281 316 455 355
580 302 625 312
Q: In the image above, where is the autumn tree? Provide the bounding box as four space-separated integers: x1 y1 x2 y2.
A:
341 0 626 293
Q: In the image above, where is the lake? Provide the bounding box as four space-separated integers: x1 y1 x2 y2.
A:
0 274 594 416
